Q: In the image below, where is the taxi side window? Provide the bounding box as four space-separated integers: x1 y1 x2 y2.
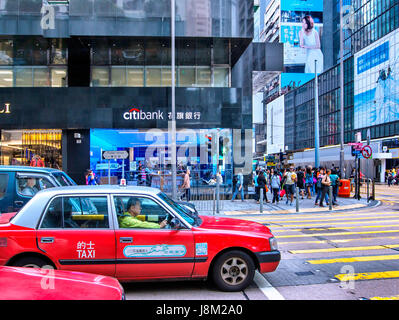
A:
114 196 169 228
40 196 109 229
0 174 8 199
16 175 55 197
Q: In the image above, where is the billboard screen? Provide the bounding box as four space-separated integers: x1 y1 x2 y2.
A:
267 95 285 155
354 29 399 129
280 0 324 92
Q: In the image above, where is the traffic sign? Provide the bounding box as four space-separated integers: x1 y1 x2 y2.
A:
102 150 129 160
362 145 372 159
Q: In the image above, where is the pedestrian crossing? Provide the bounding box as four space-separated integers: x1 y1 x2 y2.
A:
232 205 399 300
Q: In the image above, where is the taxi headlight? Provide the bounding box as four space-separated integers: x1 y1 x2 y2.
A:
269 237 278 251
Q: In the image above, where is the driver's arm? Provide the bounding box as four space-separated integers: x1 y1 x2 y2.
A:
119 215 162 229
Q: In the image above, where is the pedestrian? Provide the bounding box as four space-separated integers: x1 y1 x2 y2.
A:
315 168 328 205
305 166 313 199
296 166 305 200
180 168 191 201
30 154 45 167
85 169 97 185
320 169 331 207
271 170 281 204
388 170 394 187
231 169 245 202
257 170 270 203
330 169 340 205
284 167 297 206
253 170 259 202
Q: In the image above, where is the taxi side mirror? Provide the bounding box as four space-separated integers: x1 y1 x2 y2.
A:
169 217 182 230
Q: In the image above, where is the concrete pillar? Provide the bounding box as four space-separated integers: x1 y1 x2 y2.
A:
380 158 386 183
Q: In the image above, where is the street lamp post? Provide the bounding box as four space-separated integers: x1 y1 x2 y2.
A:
339 0 345 178
314 59 320 168
171 0 177 200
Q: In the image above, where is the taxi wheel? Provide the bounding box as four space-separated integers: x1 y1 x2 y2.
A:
12 256 53 269
211 250 255 292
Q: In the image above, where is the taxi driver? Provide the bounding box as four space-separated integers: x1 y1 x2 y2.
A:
118 197 168 229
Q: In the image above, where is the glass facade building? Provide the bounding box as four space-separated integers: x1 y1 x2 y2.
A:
0 0 283 186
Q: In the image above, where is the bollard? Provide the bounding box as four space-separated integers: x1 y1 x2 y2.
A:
366 179 370 203
372 179 375 201
296 187 299 212
260 188 263 213
213 189 216 215
216 180 220 214
329 186 333 211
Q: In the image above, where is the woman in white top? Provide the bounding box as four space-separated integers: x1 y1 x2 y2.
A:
299 15 324 74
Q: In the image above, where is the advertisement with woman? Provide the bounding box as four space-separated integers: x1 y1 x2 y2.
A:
280 0 324 91
354 29 399 129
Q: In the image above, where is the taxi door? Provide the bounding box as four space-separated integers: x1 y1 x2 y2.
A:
113 195 195 279
36 195 116 277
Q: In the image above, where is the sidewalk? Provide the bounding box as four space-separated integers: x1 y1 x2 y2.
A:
216 194 376 216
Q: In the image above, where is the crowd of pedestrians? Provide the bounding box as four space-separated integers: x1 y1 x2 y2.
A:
250 165 342 207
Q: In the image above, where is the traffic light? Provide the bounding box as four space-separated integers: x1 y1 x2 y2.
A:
219 136 224 157
279 152 286 162
351 146 356 156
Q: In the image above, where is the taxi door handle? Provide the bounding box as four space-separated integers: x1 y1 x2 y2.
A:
40 237 54 244
120 237 133 243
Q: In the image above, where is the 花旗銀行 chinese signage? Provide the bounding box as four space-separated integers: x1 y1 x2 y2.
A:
123 107 201 121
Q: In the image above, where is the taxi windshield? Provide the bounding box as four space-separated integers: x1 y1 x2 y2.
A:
157 192 201 227
52 172 76 186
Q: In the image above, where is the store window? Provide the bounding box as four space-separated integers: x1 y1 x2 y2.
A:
0 40 13 65
0 129 62 169
51 68 67 87
179 67 196 87
0 68 13 87
214 67 229 87
146 67 161 86
15 67 32 87
127 67 144 86
92 67 109 87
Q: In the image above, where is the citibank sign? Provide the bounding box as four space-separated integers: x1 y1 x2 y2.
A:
123 107 164 121
0 103 11 114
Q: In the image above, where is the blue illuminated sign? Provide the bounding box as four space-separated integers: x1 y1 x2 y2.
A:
281 0 323 12
357 41 390 75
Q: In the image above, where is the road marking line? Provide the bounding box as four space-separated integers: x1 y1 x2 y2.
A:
289 244 399 254
335 270 399 282
238 212 399 223
253 271 285 300
273 224 399 233
270 218 399 229
279 236 399 245
277 229 399 238
307 254 399 264
370 295 399 300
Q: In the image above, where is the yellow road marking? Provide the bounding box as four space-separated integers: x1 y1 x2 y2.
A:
370 295 399 300
238 212 399 223
270 218 399 230
273 224 399 233
289 244 399 254
278 236 399 245
277 229 399 238
307 254 399 264
335 271 399 282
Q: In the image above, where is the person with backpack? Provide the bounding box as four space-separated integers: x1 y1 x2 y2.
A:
271 170 281 204
253 170 259 202
305 166 313 199
315 168 328 206
256 170 270 203
329 169 340 205
319 169 332 207
231 169 245 202
296 166 305 200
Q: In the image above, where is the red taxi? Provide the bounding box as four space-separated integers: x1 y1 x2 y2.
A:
0 266 125 300
0 186 280 292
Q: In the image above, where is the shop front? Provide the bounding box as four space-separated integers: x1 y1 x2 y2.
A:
0 86 242 185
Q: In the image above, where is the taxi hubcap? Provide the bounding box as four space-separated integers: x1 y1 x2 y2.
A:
221 257 248 286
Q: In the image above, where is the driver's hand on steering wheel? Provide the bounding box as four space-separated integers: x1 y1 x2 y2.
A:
159 219 168 228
